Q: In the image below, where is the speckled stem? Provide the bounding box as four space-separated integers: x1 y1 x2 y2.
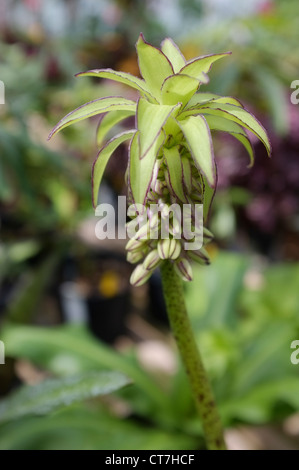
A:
160 260 226 450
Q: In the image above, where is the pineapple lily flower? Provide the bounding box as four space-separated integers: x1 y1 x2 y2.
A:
48 33 271 286
48 34 271 451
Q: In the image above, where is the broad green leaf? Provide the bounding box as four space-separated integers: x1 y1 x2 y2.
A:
160 38 186 73
2 324 168 411
161 74 201 106
177 115 216 187
205 115 254 167
187 92 243 108
136 33 174 100
76 68 156 103
164 146 187 202
0 407 197 450
179 52 231 78
191 102 271 156
96 110 135 145
48 97 136 139
0 371 130 424
92 130 135 207
181 155 192 193
130 131 165 204
137 98 179 158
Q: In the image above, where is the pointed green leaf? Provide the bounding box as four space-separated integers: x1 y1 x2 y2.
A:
137 98 180 159
130 131 165 205
177 115 216 187
136 33 174 99
48 97 136 139
202 173 217 222
96 110 135 145
164 146 187 202
179 52 231 78
0 371 130 423
160 38 186 73
161 74 201 106
181 155 192 193
92 130 135 207
205 115 254 166
194 102 271 156
187 92 243 108
76 68 156 102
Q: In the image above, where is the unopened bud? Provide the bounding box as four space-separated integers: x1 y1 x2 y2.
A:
127 250 145 264
174 258 193 281
130 263 152 286
158 239 181 260
143 249 161 270
126 237 146 252
188 247 210 265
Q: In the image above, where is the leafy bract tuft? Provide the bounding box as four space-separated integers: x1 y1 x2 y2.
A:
48 34 271 220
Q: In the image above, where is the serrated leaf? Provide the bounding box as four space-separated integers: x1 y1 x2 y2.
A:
187 92 243 108
96 110 135 145
179 52 231 78
76 68 156 102
164 146 187 202
92 130 135 207
193 102 271 156
136 33 173 100
48 97 136 139
177 115 216 187
130 131 165 205
161 74 201 106
160 38 186 73
205 115 254 167
137 98 179 159
0 371 131 423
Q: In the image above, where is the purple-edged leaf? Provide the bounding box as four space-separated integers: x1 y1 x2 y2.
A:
160 38 186 73
205 115 254 166
48 97 136 139
137 98 180 159
161 74 201 106
96 110 135 145
181 155 192 193
164 146 187 202
130 130 165 205
92 130 135 207
194 102 271 156
187 92 243 109
76 68 156 103
179 52 231 78
177 115 216 187
202 172 217 222
136 33 174 100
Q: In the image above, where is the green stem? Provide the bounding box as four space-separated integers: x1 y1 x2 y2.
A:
160 260 226 450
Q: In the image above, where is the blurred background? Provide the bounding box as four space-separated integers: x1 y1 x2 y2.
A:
0 0 299 450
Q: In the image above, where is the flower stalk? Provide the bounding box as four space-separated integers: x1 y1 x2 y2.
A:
160 260 226 450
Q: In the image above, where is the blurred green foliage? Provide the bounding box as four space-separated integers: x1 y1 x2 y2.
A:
0 252 299 449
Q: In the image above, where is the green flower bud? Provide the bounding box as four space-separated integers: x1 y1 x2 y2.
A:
127 250 145 264
126 237 146 252
130 263 152 287
158 238 181 260
187 247 210 265
143 249 161 270
174 258 193 281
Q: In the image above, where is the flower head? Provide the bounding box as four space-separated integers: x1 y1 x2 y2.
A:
49 34 271 285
